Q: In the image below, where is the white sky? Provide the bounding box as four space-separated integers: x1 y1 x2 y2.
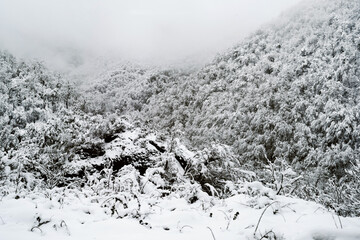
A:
0 0 302 69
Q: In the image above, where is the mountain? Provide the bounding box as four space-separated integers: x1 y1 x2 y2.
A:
0 2 359 238
144 0 360 169
79 0 360 215
0 50 241 196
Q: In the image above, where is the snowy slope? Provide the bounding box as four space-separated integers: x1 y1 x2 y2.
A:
1 186 360 240
1 0 360 239
1 117 358 240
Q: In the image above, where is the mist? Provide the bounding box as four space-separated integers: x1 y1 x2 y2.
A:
0 0 302 70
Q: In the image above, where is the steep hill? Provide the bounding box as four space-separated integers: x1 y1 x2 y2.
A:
80 0 360 215
1 0 359 221
0 50 242 198
144 0 360 170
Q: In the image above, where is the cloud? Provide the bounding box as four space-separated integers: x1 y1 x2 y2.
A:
0 0 302 69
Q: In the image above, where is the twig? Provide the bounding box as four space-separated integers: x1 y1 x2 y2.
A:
0 216 5 224
37 219 51 228
337 215 343 229
278 212 287 223
313 207 325 213
207 227 216 240
281 203 296 213
218 210 231 230
259 230 275 240
245 224 255 229
254 201 278 235
30 226 43 234
180 225 193 233
101 196 114 206
276 174 283 195
60 220 71 236
140 180 150 193
331 214 338 229
205 183 219 197
296 214 307 223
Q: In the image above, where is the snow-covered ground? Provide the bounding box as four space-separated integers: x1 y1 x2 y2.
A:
0 120 359 240
1 186 360 240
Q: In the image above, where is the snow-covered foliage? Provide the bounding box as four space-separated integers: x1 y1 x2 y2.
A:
76 0 360 216
1 180 360 240
80 63 189 117
1 0 360 238
143 0 360 175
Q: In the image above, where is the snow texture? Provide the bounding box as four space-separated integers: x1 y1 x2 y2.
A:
1 186 360 240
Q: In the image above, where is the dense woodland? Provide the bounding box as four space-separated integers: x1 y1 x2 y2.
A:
0 0 359 225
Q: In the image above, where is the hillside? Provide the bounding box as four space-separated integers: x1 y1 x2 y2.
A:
1 0 360 239
73 0 360 216
135 0 360 215
0 57 359 238
144 0 360 166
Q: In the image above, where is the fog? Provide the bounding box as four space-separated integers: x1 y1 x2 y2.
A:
0 0 302 70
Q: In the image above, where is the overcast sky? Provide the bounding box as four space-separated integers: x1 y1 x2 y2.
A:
0 0 302 69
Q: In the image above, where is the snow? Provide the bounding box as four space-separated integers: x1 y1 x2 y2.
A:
1 189 359 240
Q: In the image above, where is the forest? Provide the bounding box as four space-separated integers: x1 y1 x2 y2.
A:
0 0 359 239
